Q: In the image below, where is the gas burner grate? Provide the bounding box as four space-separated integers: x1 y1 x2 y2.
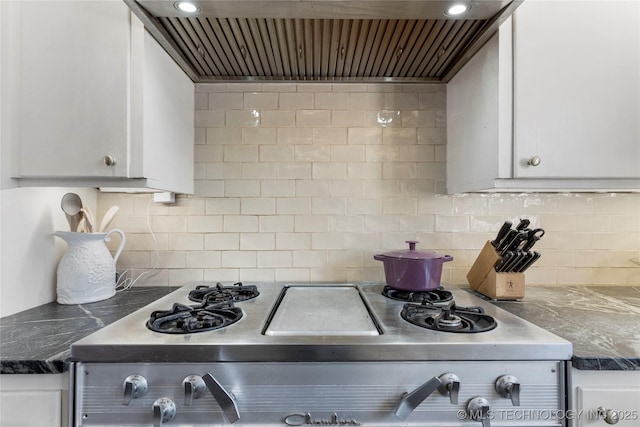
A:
382 286 453 304
146 301 243 334
401 301 497 333
188 282 259 304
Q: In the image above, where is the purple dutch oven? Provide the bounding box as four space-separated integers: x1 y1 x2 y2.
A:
374 241 453 291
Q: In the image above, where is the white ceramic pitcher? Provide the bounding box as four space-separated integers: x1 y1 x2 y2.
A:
53 229 126 304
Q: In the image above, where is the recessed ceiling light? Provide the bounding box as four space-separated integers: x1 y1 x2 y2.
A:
445 3 471 17
174 1 200 14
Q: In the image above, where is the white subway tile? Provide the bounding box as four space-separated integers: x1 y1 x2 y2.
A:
241 198 276 215
168 233 204 250
260 145 294 162
312 232 346 250
195 110 225 127
293 250 327 267
157 251 186 269
258 251 292 268
260 215 294 232
242 127 277 145
275 269 310 281
261 180 296 197
295 145 331 162
331 145 365 162
194 145 223 162
366 145 400 162
332 110 366 127
195 83 227 93
297 83 332 92
169 269 204 284
221 251 257 268
348 198 382 215
194 92 209 110
188 216 223 233
348 128 383 145
244 92 278 109
206 163 242 180
295 180 331 197
313 128 348 145
226 110 261 127
296 110 331 127
151 216 188 233
350 92 384 110
329 180 365 198
277 198 311 215
347 163 382 180
223 145 259 162
328 251 364 268
313 163 347 180
225 180 260 197
384 92 419 109
240 269 276 282
344 232 381 250
210 92 243 109
277 233 312 250
383 128 417 145
315 92 349 109
262 110 296 127
279 92 314 109
278 128 313 145
204 233 239 250
203 269 239 282
295 215 330 232
241 163 278 180
186 251 221 268
240 233 275 250
311 197 347 215
310 268 347 282
383 198 418 215
261 83 296 92
277 163 312 179
206 198 241 215
224 215 259 232
206 128 242 145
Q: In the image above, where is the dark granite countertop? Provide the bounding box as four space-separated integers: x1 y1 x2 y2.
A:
0 286 178 374
3 284 638 374
472 286 640 371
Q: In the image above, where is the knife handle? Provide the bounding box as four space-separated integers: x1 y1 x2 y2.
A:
519 251 541 272
515 218 531 231
491 221 513 248
496 229 518 251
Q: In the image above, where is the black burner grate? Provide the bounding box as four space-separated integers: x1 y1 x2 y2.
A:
146 301 243 334
188 282 259 304
401 301 497 333
382 286 453 304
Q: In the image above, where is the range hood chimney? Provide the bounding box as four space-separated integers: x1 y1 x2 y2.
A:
125 0 522 83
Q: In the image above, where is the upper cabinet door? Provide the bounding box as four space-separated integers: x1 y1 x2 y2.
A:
16 1 131 178
512 0 640 179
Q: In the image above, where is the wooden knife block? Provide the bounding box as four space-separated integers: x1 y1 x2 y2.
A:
467 241 525 300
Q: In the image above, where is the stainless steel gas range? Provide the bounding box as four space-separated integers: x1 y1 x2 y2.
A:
70 282 572 427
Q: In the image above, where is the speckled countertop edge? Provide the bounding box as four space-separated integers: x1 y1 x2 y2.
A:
3 285 638 374
469 285 640 371
0 286 179 374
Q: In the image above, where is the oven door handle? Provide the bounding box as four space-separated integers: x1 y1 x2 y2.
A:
395 376 442 420
203 373 240 424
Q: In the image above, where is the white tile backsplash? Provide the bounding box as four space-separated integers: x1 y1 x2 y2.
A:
99 83 640 286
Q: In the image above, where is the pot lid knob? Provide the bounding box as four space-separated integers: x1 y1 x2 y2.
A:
406 240 418 251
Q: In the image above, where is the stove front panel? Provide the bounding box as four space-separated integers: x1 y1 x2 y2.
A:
73 360 566 426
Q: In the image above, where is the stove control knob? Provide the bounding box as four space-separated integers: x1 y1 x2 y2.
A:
438 373 460 404
203 372 240 423
495 375 520 406
597 407 620 425
395 376 442 420
152 397 176 427
122 374 148 405
183 375 207 406
467 396 491 427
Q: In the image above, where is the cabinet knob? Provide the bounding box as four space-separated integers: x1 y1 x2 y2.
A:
103 155 117 166
527 156 541 167
597 407 619 425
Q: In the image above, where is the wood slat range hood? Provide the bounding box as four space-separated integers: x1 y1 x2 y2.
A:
125 0 522 83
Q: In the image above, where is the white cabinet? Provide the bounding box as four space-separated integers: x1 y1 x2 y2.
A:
447 1 640 193
570 368 640 427
0 373 69 427
6 1 194 194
